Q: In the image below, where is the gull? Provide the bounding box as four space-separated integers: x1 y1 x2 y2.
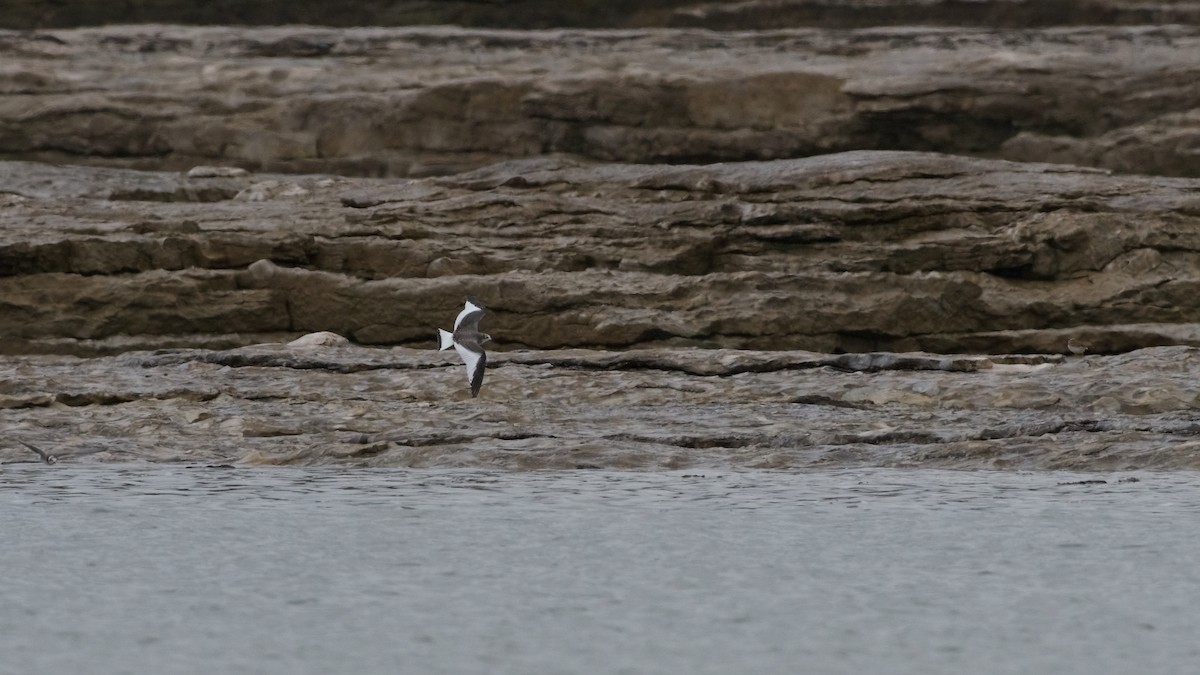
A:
437 300 492 398
18 440 57 465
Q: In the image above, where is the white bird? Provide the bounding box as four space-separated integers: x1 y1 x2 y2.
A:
437 300 492 398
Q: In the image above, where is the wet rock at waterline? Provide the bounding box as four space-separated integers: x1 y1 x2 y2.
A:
2 342 1199 470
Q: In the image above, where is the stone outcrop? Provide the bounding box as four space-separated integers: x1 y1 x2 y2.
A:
4 342 1199 470
3 15 1200 470
3 151 1200 356
1 25 1198 177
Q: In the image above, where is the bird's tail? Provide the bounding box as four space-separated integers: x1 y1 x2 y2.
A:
437 328 455 351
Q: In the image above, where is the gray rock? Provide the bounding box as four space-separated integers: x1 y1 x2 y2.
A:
2 151 1200 355
0 25 1197 176
186 165 249 178
2 343 1198 470
1 13 1198 470
287 332 350 348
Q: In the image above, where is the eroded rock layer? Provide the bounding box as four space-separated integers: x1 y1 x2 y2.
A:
1 25 1197 177
2 16 1199 470
3 343 1198 470
3 152 1200 356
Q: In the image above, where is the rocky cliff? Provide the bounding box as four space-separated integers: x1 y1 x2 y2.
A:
3 151 1199 355
2 15 1199 468
1 25 1198 178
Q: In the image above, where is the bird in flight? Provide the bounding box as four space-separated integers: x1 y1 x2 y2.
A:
437 300 491 398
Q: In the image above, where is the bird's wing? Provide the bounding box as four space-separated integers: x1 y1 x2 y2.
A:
454 300 486 332
453 341 487 398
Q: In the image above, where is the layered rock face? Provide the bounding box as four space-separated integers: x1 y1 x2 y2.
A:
2 11 1199 468
3 153 1200 355
6 343 1200 470
1 25 1198 178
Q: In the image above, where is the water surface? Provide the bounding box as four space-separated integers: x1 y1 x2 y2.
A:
2 467 1197 674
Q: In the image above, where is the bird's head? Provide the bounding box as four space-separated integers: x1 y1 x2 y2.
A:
481 333 492 343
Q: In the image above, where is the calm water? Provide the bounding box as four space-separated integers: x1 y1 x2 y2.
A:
1 467 1198 675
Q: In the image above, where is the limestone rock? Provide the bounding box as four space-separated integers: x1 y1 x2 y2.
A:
2 344 1199 470
287 332 350 348
3 151 1200 355
4 7 1198 471
186 165 249 178
0 25 1197 176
